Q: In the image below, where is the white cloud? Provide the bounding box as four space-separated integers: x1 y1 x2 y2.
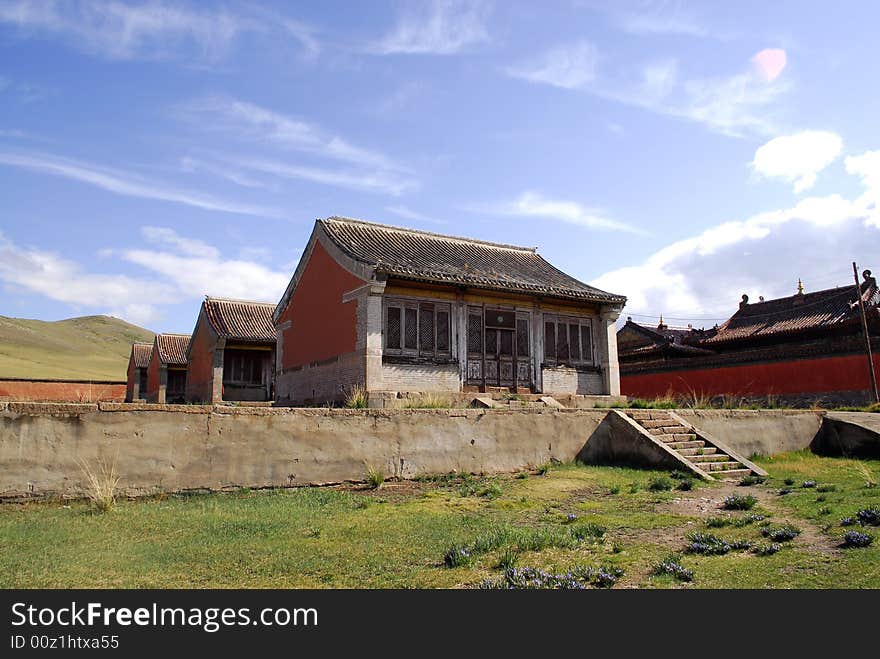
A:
506 41 599 90
122 228 288 303
508 45 789 138
178 98 416 196
370 0 490 55
591 151 880 323
0 232 172 326
0 0 318 62
0 150 281 217
0 226 291 326
475 191 639 233
752 131 843 193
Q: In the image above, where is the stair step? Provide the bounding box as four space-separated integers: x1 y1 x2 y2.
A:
639 419 673 429
656 433 697 442
703 461 743 471
649 427 690 436
688 453 726 462
714 469 753 480
667 440 705 450
676 446 717 456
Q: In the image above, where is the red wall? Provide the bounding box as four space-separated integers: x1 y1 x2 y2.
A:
279 240 364 370
126 356 136 401
186 311 217 402
621 352 880 399
0 379 126 402
146 343 161 401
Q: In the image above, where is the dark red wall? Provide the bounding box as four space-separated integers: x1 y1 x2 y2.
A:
278 240 364 370
186 310 217 402
621 352 880 399
0 379 126 402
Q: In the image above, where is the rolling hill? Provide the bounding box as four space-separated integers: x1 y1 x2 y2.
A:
0 315 155 381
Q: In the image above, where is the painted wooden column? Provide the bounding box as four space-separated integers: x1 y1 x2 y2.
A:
158 366 167 404
598 307 623 396
532 300 544 393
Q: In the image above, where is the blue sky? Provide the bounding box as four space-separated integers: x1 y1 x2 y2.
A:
1 0 879 333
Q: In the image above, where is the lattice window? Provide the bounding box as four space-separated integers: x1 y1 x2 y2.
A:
568 323 581 361
404 308 418 350
580 324 593 363
485 328 498 355
544 315 595 366
468 312 483 354
517 318 530 357
386 306 401 349
500 330 513 356
419 306 435 352
437 311 450 352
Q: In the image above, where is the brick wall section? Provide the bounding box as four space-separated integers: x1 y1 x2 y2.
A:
278 352 364 404
621 352 880 405
541 367 603 395
186 311 218 403
381 363 461 392
0 379 125 402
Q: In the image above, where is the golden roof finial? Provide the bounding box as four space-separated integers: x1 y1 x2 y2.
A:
797 278 804 295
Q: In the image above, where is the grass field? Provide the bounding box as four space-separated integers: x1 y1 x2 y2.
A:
0 314 154 381
1 452 878 588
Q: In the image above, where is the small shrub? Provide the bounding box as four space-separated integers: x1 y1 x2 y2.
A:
670 470 691 481
706 516 732 528
648 476 673 492
818 506 832 515
77 455 120 513
564 513 579 524
816 495 827 502
366 465 385 490
536 463 551 476
816 484 836 493
783 477 795 486
515 472 529 480
402 393 452 409
778 488 792 496
344 384 368 409
801 480 817 489
653 556 694 582
739 474 766 486
722 494 757 510
840 516 857 527
754 542 782 556
761 524 801 542
592 566 625 588
495 549 519 570
570 522 606 541
856 508 880 526
478 565 624 590
479 484 503 499
686 532 746 555
444 545 472 568
609 485 621 495
676 479 694 491
628 482 639 494
842 530 874 548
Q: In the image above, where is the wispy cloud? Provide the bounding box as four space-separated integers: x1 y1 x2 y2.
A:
180 156 275 191
384 204 446 225
508 43 790 138
472 191 640 233
607 0 710 38
0 150 282 217
369 0 491 55
752 131 843 193
506 41 599 90
178 97 417 196
0 0 318 63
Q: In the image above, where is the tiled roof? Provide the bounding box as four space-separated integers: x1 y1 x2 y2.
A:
155 334 190 365
203 297 276 342
130 342 153 369
319 216 626 304
705 278 879 345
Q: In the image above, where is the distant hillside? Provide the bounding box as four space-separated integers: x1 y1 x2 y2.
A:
0 315 155 381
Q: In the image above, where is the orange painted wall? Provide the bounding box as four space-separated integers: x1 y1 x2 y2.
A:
0 379 126 402
279 240 364 369
186 312 217 402
621 352 880 399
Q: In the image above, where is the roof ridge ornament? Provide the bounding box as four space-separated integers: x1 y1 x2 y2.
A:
797 278 804 295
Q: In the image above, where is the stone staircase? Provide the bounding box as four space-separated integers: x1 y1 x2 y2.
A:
625 410 754 480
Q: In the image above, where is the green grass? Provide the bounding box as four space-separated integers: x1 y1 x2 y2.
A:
0 314 154 381
1 455 879 588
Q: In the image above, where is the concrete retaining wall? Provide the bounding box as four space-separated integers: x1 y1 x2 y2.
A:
0 403 832 500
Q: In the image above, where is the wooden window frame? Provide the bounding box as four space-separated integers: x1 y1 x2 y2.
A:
542 314 595 367
383 297 452 359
